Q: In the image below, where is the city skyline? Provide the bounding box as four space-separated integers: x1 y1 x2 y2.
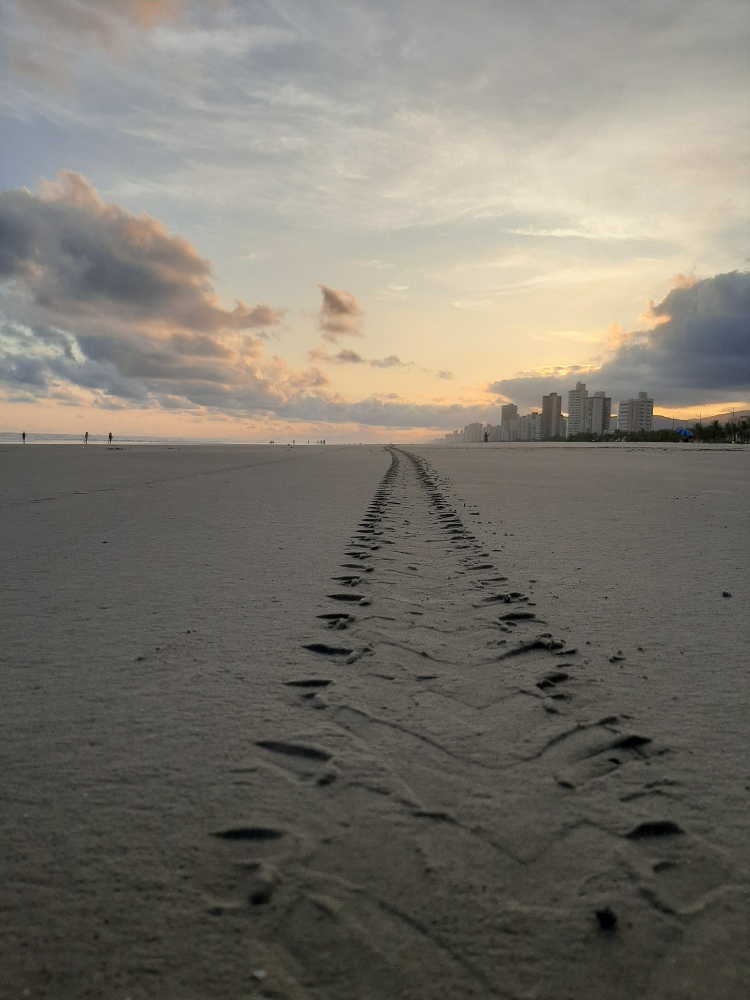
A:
441 388 750 441
1 1 749 442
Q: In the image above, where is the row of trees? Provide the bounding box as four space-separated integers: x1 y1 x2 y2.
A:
567 419 750 444
688 419 750 443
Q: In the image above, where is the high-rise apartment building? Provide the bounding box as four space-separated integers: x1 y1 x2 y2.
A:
584 391 611 435
518 412 541 441
541 393 563 439
567 382 588 437
464 422 484 443
617 392 653 433
500 403 518 441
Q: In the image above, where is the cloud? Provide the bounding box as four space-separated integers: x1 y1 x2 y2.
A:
0 171 283 333
453 300 496 311
270 394 505 432
3 176 745 435
333 348 366 365
0 174 489 432
307 346 365 365
489 272 750 409
9 0 196 85
5 0 747 272
436 370 454 379
317 285 364 342
0 172 319 414
307 346 411 369
354 259 394 270
17 0 186 43
369 354 411 369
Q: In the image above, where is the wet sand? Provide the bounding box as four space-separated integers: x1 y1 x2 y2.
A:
1 442 748 999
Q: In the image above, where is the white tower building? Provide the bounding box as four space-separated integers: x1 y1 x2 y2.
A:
584 391 611 434
464 422 484 443
567 382 588 437
617 392 654 433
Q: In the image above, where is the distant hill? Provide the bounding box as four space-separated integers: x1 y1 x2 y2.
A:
651 409 750 430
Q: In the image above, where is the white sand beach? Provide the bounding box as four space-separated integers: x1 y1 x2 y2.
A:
1 442 748 1000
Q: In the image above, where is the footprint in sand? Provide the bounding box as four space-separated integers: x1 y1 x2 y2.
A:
303 642 354 656
284 678 334 689
549 726 663 789
208 825 293 913
256 739 332 762
255 738 338 786
212 824 286 842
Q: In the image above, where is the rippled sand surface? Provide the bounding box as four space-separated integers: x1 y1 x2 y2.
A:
1 442 748 999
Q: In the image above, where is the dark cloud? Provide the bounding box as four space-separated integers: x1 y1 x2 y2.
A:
489 273 750 409
2 354 49 388
261 393 505 432
620 272 750 394
0 173 321 415
318 285 364 342
344 398 503 430
436 369 454 379
487 365 591 409
0 172 283 334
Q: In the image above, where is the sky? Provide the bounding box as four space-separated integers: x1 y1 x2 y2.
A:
1 0 748 441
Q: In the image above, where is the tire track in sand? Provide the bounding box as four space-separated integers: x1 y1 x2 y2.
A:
301 447 663 783
207 447 732 1000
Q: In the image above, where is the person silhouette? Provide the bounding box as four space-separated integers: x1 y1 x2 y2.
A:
108 432 113 444
22 431 26 444
84 431 89 445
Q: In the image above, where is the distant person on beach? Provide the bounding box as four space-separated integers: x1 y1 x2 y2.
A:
22 431 25 443
108 432 113 444
84 431 89 445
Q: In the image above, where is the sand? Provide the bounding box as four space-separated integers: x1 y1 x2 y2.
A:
1 441 748 1000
